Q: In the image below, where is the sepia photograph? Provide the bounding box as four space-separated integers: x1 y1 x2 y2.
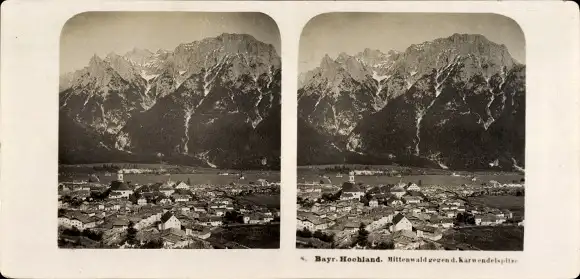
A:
297 13 526 250
57 12 281 249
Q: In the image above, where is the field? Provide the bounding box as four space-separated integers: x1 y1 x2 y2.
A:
468 196 525 219
60 164 280 185
439 226 524 251
208 224 280 248
236 194 281 209
298 169 523 187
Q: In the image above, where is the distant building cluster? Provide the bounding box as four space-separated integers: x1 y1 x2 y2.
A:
297 171 523 250
58 169 280 249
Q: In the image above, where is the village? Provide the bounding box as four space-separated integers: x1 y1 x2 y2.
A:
296 171 525 250
58 170 281 249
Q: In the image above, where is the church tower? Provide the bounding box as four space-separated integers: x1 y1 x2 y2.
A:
349 171 355 183
117 170 124 182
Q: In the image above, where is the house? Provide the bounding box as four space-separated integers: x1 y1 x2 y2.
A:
480 215 497 226
137 198 147 206
262 215 275 223
174 195 191 203
134 211 163 230
248 214 264 225
474 215 483 225
403 196 422 204
208 216 223 227
193 204 207 213
406 183 421 192
110 181 133 198
161 231 190 249
369 199 379 207
340 182 364 201
187 225 212 239
160 183 175 197
174 181 190 190
392 230 422 250
342 222 360 234
443 210 457 218
390 214 412 232
59 212 97 230
502 210 513 219
390 186 406 198
366 216 391 232
437 218 454 228
158 212 181 231
158 198 172 205
213 208 226 217
386 197 403 206
414 225 442 241
112 219 130 231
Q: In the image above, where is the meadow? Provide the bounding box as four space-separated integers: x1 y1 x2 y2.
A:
236 194 281 208
439 226 524 251
208 223 280 248
467 195 525 219
60 164 280 185
298 169 523 187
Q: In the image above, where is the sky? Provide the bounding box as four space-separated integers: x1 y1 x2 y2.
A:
60 12 280 74
299 13 525 73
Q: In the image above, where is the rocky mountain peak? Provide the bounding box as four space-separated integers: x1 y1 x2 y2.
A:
86 54 115 84
298 33 525 171
320 54 337 69
124 48 154 66
59 33 282 169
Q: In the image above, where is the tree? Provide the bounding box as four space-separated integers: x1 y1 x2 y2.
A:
58 237 66 247
313 230 325 240
224 211 241 224
355 223 369 248
83 229 103 241
361 192 372 206
63 226 81 236
297 228 312 238
126 221 138 246
375 241 395 250
142 239 164 249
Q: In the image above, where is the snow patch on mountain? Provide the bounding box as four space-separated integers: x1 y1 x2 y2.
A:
196 151 217 168
511 158 525 173
182 107 194 154
483 93 496 130
346 133 363 154
115 131 132 153
140 71 159 81
331 143 343 152
414 96 438 156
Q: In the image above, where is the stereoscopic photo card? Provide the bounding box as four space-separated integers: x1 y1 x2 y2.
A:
1 1 579 279
297 12 526 251
57 11 281 250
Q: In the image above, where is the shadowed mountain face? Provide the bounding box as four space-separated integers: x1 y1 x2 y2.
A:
59 33 281 169
298 33 525 171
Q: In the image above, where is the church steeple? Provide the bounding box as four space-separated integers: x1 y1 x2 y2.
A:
349 171 355 183
116 170 124 182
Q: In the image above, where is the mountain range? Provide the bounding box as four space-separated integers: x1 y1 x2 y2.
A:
298 33 525 171
59 33 281 169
